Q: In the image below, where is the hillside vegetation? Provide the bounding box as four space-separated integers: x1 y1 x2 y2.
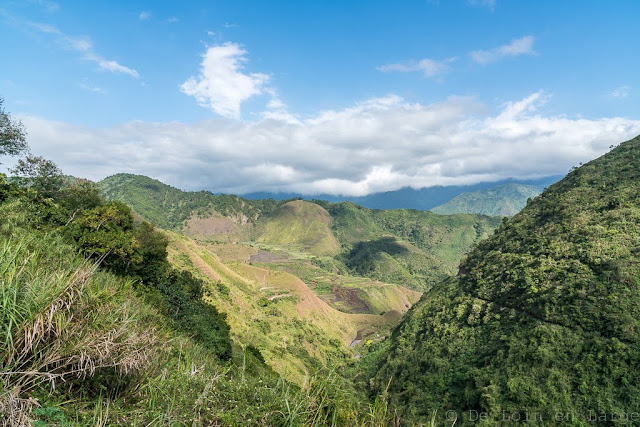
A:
101 177 501 292
325 201 501 289
257 200 340 256
99 173 281 230
431 183 542 216
0 173 404 426
370 135 640 424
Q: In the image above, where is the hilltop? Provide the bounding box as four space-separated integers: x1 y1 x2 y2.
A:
431 183 543 216
370 135 640 424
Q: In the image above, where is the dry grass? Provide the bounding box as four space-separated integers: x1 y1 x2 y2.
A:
0 390 38 427
0 233 157 423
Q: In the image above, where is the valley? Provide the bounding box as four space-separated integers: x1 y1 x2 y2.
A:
3 2 639 423
100 174 502 384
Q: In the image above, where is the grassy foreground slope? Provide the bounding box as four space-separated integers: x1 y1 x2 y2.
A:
430 183 542 216
372 135 640 424
0 175 401 426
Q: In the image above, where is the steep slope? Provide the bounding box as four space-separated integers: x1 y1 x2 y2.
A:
99 173 279 230
372 136 640 424
256 200 340 256
166 233 410 384
0 176 378 426
431 183 543 216
324 201 501 290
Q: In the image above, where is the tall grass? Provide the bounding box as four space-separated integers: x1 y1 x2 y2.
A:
0 200 403 426
0 229 156 425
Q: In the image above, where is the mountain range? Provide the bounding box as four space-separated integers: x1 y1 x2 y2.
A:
4 119 639 424
242 176 560 211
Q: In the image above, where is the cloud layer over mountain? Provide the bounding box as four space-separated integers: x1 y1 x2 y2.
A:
16 91 640 196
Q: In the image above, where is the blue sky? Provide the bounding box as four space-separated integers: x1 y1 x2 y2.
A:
1 0 639 195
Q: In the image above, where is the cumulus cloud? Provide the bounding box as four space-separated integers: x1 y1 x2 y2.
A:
139 11 150 20
181 43 271 118
12 92 640 196
471 35 535 65
30 22 139 78
378 57 456 80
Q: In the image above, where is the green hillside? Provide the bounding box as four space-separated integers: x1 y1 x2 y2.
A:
1 173 404 425
370 135 640 424
430 183 542 216
99 173 280 230
326 203 501 290
257 200 341 256
100 177 501 292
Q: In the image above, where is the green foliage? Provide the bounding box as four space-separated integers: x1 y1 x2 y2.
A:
66 201 141 273
0 97 28 160
431 183 543 216
99 173 280 230
373 135 640 424
328 202 501 290
10 155 65 197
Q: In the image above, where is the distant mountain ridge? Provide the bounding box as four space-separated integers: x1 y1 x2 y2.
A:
242 176 562 211
431 183 543 216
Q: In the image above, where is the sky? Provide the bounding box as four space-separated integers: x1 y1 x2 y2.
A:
1 0 639 195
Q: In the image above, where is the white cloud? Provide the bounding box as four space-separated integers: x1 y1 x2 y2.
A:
139 11 151 20
180 43 270 118
14 92 640 196
609 86 631 99
378 57 456 80
471 36 535 65
30 22 139 78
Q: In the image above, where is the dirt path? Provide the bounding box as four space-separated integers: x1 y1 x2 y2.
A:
268 293 293 301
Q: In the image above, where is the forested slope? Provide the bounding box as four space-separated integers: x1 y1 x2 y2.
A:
372 135 640 424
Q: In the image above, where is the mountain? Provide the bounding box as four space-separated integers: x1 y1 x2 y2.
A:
100 175 501 291
99 173 281 230
369 135 640 424
2 174 382 425
256 200 340 256
242 176 562 210
431 183 543 216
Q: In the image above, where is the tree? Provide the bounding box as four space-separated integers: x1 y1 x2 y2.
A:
0 97 28 161
10 155 64 196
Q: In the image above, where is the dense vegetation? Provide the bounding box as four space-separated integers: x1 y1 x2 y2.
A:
370 135 640 425
100 173 282 230
325 201 501 290
430 183 542 216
